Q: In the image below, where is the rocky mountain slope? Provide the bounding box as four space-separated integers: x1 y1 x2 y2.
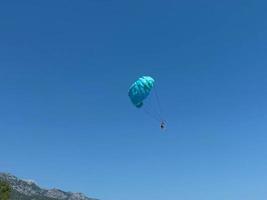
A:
0 173 98 200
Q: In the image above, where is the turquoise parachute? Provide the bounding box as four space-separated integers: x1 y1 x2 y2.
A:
128 76 166 129
128 76 155 108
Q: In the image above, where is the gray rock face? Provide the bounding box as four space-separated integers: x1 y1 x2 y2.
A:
45 189 68 199
0 173 98 200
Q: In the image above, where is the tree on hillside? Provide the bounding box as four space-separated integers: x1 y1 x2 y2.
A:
0 180 11 200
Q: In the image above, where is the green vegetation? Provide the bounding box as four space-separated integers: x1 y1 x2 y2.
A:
0 180 11 200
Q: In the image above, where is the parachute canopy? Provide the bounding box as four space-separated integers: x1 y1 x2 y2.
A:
128 76 155 108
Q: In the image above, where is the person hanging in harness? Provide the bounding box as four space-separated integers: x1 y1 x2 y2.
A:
160 121 166 130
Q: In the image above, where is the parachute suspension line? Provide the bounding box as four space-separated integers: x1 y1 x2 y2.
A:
144 90 163 122
142 105 161 122
154 83 164 121
140 84 164 123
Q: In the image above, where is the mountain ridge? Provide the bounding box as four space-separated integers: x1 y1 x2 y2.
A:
0 173 98 200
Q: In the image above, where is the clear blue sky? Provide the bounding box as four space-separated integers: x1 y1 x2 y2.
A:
1 1 267 200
